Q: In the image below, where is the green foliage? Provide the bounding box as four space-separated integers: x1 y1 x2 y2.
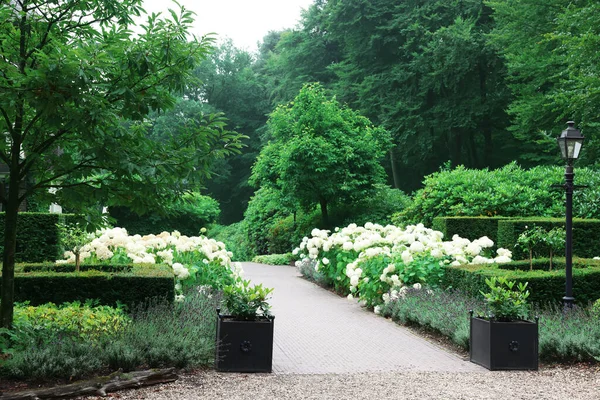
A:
516 225 566 270
382 288 484 350
441 261 600 306
190 40 272 224
381 287 600 362
208 223 255 261
222 280 273 320
2 264 174 310
109 193 221 237
480 277 530 321
537 304 600 363
1 291 219 379
592 299 600 318
12 301 129 340
252 253 293 266
251 83 391 227
402 163 600 226
497 218 600 260
487 1 600 166
431 216 506 245
0 213 76 263
335 185 411 227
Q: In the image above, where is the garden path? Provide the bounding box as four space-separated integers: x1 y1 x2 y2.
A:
242 262 484 374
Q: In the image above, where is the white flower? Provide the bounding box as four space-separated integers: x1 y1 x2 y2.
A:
322 257 330 265
409 241 425 253
347 294 354 300
374 305 382 315
350 275 359 287
175 294 185 302
413 283 422 290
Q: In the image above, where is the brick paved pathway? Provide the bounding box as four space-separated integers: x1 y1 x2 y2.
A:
242 262 484 374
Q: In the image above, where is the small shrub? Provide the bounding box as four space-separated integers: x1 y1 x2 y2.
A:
252 253 293 265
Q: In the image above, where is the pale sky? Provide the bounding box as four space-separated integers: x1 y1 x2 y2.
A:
142 0 314 52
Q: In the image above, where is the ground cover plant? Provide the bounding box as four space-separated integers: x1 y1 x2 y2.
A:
381 287 600 363
0 290 219 380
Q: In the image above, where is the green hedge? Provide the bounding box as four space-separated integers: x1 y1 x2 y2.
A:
497 218 600 259
441 261 600 306
21 263 132 273
0 212 77 263
432 216 507 244
1 263 174 309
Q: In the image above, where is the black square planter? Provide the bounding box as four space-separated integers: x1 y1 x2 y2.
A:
470 314 538 370
215 310 275 373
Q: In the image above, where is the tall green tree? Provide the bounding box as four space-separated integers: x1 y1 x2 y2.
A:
324 0 512 189
487 0 600 165
250 83 390 227
0 0 243 328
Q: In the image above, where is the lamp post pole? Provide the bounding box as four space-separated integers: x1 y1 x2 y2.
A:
563 164 575 309
557 121 584 311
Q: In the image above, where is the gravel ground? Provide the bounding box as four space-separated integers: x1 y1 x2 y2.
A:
77 366 600 400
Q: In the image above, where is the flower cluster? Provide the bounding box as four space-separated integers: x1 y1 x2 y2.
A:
57 227 243 301
294 222 512 309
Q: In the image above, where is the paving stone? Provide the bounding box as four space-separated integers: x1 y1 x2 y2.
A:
242 262 484 374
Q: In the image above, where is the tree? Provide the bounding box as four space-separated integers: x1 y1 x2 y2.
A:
0 0 244 328
487 0 600 166
187 40 271 223
250 83 390 227
324 0 512 189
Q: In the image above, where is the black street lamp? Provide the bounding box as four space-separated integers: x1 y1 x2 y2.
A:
556 121 584 310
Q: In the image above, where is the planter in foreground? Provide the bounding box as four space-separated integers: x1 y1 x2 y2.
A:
470 313 539 370
215 309 275 373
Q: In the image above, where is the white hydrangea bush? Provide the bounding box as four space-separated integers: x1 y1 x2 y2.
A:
294 222 512 308
57 227 243 301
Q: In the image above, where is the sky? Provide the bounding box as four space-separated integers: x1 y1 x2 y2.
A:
142 0 314 52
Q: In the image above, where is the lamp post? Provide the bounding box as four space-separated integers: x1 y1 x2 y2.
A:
556 121 584 310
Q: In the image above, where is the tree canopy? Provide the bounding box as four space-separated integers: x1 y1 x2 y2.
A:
0 0 244 327
251 83 390 227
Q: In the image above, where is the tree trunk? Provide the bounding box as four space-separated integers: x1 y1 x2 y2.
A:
75 252 81 272
389 148 401 189
319 198 329 228
549 249 553 271
529 248 533 271
0 169 21 329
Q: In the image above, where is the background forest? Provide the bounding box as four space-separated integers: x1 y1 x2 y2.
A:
109 0 600 259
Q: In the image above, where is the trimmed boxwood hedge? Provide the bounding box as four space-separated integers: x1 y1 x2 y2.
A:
497 217 600 260
1 263 174 309
441 260 600 306
0 212 78 263
432 216 507 244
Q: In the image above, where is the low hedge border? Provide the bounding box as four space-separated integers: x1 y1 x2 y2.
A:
441 260 600 306
21 263 133 273
2 263 174 309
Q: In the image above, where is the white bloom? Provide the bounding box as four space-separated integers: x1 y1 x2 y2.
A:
322 257 330 265
409 241 425 253
413 283 422 290
175 294 185 302
347 294 354 300
374 305 382 315
350 275 359 287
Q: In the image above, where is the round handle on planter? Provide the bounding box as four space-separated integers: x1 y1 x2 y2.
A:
508 341 519 352
240 340 252 353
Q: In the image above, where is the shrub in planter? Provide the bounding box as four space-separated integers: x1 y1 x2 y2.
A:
470 277 538 370
215 280 275 373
